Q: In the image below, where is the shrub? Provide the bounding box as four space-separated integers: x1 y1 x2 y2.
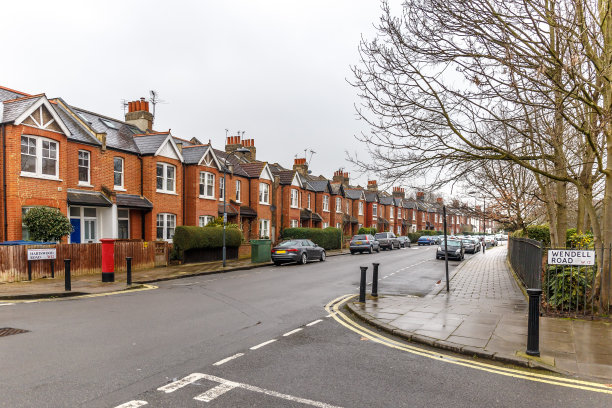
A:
202 216 240 230
525 225 550 246
416 230 440 236
358 227 377 235
172 226 242 253
22 206 72 242
544 266 593 311
281 227 341 250
407 232 420 243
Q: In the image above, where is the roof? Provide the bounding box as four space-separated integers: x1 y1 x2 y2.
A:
213 149 250 177
67 190 112 207
364 191 379 203
240 205 257 217
300 209 323 221
52 102 101 146
330 183 344 196
278 170 296 185
344 189 363 200
0 86 30 103
116 194 153 209
307 180 331 193
182 145 209 164
71 106 141 153
240 162 267 178
1 95 41 123
133 133 169 155
379 196 394 205
218 202 239 215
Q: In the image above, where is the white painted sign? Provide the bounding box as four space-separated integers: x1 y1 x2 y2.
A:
27 248 56 261
547 249 595 266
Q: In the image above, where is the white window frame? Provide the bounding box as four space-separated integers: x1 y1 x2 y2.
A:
20 135 59 180
358 201 363 215
219 177 225 201
78 150 91 186
259 183 270 204
323 222 329 229
323 195 329 212
156 213 176 241
199 215 215 226
114 157 124 190
235 180 241 202
335 197 342 213
156 162 176 194
117 209 130 239
307 194 311 210
398 208 401 219
199 172 215 199
336 222 341 229
373 204 377 217
397 225 401 235
390 207 394 219
413 211 416 221
291 189 299 208
422 212 425 221
290 219 299 228
259 219 270 238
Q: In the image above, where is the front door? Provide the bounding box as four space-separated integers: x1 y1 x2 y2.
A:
70 219 81 243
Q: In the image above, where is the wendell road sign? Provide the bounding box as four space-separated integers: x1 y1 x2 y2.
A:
547 249 595 266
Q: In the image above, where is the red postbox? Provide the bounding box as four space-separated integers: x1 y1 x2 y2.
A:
100 238 115 282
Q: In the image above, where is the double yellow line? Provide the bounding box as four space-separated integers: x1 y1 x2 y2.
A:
325 294 612 395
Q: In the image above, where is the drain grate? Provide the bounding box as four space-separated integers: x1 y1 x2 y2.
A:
0 328 29 337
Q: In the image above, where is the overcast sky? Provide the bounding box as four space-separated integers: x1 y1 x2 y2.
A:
2 1 397 189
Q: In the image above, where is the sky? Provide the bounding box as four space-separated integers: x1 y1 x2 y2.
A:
1 1 393 190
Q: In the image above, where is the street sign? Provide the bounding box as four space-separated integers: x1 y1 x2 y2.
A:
27 248 56 261
223 213 227 223
547 249 595 266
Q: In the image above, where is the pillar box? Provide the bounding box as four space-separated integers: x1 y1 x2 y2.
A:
100 238 116 282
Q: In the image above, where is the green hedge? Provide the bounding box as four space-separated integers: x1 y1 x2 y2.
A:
281 227 341 250
357 227 377 235
416 230 443 236
407 232 420 243
173 226 243 252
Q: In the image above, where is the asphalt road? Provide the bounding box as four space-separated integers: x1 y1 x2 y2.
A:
0 245 609 407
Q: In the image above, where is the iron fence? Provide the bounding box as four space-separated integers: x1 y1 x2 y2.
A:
508 237 542 290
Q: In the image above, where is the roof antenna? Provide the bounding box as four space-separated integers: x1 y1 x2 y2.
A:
149 90 166 127
121 99 129 115
225 129 229 137
307 149 316 166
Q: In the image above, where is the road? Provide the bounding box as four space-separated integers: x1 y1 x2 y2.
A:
0 245 610 407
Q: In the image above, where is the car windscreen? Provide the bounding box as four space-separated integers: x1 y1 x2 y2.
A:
374 233 387 239
278 241 299 247
353 235 367 240
442 240 461 247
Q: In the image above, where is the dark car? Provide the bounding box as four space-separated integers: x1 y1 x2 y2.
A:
375 232 400 250
461 238 478 254
436 239 464 260
349 234 380 254
271 239 326 265
397 236 411 248
417 236 434 246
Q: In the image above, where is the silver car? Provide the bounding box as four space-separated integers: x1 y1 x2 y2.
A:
350 234 380 254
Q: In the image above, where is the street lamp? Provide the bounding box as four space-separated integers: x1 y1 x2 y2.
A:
222 147 250 267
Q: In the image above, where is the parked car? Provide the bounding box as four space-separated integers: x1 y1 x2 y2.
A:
484 235 496 247
271 239 326 265
417 236 434 246
436 239 464 260
397 236 411 248
349 234 380 254
375 232 400 250
461 238 477 254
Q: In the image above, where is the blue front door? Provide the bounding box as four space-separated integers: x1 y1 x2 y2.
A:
70 218 81 243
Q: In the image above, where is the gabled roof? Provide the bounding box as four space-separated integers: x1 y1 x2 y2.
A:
213 149 251 177
345 189 364 200
307 179 331 193
2 94 41 123
52 100 101 146
379 195 395 206
133 132 184 162
0 86 30 103
182 144 209 164
330 183 345 196
364 191 379 203
240 162 267 178
71 106 141 153
8 95 72 136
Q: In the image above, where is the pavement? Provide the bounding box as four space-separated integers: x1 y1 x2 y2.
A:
0 249 349 300
348 246 612 382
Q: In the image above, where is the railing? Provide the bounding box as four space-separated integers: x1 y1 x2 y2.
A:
508 237 542 290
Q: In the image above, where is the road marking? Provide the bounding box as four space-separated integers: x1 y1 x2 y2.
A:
114 401 148 408
188 373 344 407
213 353 244 366
250 339 277 350
4 284 157 304
0 303 15 306
283 328 303 336
157 373 205 393
325 295 612 395
194 381 239 402
306 319 323 327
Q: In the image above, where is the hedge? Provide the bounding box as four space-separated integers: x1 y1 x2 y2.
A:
172 226 243 252
281 227 342 250
416 230 443 236
357 227 377 235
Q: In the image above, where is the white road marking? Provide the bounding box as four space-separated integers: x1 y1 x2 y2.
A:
326 313 336 317
114 401 148 408
250 339 277 350
213 353 244 366
0 303 15 306
190 373 344 407
283 328 303 337
157 373 205 393
194 381 239 402
306 319 323 327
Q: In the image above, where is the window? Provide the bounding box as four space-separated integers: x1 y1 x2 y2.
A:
336 222 341 229
359 202 363 215
114 157 124 188
20 136 58 178
373 204 377 217
258 219 270 238
323 196 329 212
434 214 438 223
358 223 363 229
199 215 215 226
118 209 129 239
219 177 225 200
336 197 342 212
235 180 241 202
291 189 299 208
397 225 401 234
156 163 176 193
390 207 394 219
83 207 97 242
199 172 215 199
78 150 90 184
323 222 329 229
346 201 349 214
290 219 299 228
398 208 402 219
307 194 311 209
413 211 416 221
156 213 176 241
259 183 270 204
422 212 425 221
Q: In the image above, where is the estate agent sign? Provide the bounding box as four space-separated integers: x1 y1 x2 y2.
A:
547 249 595 266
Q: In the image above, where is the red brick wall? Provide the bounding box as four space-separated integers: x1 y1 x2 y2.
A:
184 165 219 226
142 156 183 240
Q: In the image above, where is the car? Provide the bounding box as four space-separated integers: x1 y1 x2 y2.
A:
461 238 477 253
397 236 411 248
271 239 326 265
484 236 496 247
417 236 434 246
349 234 380 254
436 239 464 260
375 232 400 250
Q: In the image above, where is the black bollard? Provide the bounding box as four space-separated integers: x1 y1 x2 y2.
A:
50 260 55 278
372 263 380 297
526 288 542 356
64 259 71 291
359 266 368 303
126 257 132 286
28 260 32 281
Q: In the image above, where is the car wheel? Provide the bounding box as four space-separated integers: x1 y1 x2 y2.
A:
320 251 326 262
368 246 373 254
350 251 355 255
273 261 282 266
300 253 307 264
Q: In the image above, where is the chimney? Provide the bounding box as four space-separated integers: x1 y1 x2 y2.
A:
125 97 153 132
416 191 425 201
293 158 308 176
392 186 405 199
332 170 350 187
226 136 256 161
367 180 378 192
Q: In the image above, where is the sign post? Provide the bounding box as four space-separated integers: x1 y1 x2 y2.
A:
26 248 57 281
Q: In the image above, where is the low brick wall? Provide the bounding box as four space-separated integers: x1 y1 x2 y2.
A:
238 243 252 259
